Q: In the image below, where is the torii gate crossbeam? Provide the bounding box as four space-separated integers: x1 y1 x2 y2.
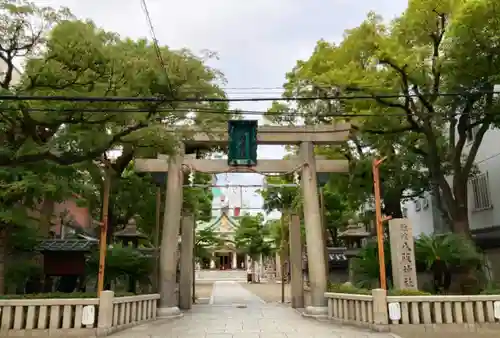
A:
135 124 350 317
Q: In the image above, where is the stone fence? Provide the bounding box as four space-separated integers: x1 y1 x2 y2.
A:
0 291 160 337
325 289 500 335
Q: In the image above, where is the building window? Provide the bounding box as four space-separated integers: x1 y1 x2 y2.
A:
470 172 493 211
402 207 408 218
414 200 421 212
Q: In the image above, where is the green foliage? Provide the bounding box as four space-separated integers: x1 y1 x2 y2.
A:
182 172 214 223
351 233 485 293
87 246 153 287
234 214 272 260
260 176 300 214
326 282 431 296
388 289 431 296
0 0 228 293
350 239 392 289
5 259 42 292
327 282 371 295
415 233 483 271
195 226 221 260
271 0 500 233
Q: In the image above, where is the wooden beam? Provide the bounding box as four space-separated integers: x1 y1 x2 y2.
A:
167 123 350 145
135 158 349 174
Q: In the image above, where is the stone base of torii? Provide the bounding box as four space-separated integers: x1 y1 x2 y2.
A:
134 124 350 317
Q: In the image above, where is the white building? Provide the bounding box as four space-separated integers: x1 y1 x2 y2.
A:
402 128 500 235
401 127 500 278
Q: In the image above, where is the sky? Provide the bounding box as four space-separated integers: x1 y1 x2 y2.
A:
35 0 409 218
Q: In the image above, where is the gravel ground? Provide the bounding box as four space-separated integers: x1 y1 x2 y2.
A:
239 282 311 305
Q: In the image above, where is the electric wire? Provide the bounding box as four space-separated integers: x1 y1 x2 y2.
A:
139 0 174 96
0 89 498 103
1 105 493 120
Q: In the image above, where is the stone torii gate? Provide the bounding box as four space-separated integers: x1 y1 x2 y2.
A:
135 123 350 317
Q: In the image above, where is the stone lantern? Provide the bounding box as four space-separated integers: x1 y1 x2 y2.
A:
338 219 371 282
114 216 148 293
114 216 147 249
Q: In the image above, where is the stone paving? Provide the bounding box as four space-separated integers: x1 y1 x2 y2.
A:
110 281 399 338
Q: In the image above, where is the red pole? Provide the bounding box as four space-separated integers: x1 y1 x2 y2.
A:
372 158 387 290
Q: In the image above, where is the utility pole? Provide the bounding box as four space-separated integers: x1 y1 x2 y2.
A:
372 157 387 290
97 165 111 296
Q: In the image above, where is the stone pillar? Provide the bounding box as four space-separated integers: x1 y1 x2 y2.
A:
372 288 388 325
232 252 237 269
97 290 114 336
289 214 304 308
300 141 328 314
388 218 418 290
210 252 216 269
157 143 184 318
275 252 281 278
179 215 194 310
259 253 263 279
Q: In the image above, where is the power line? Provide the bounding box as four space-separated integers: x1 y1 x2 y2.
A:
2 104 494 120
139 0 174 96
0 89 497 103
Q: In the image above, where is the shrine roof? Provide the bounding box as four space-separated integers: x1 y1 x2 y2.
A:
197 212 240 232
338 224 371 238
37 239 97 252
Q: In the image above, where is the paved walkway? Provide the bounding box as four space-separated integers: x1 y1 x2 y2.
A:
110 281 398 338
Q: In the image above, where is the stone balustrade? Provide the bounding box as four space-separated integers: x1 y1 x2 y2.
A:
325 292 374 325
0 297 99 336
110 293 159 331
325 289 500 334
0 291 160 337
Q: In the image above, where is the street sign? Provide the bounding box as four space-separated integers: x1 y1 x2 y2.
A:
228 120 258 166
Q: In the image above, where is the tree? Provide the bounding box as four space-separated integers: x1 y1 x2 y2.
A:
272 0 500 234
0 0 230 292
234 214 272 280
194 227 221 263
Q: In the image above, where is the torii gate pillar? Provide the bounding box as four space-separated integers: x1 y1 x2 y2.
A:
157 144 184 318
300 141 328 315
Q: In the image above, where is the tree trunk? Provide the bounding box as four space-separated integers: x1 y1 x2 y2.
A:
451 205 470 236
451 178 470 235
434 173 471 235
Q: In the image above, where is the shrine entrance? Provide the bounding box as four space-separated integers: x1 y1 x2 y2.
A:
216 253 231 270
134 122 350 316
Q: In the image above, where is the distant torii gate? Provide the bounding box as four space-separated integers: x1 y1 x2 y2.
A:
134 123 350 317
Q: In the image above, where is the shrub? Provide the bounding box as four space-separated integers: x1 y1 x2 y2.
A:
388 289 431 296
327 282 371 295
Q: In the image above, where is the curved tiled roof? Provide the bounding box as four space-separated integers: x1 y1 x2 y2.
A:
197 212 240 231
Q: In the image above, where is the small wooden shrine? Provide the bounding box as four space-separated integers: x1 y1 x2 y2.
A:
38 238 97 277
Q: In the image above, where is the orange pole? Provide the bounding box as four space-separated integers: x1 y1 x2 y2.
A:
372 158 387 290
97 167 111 296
